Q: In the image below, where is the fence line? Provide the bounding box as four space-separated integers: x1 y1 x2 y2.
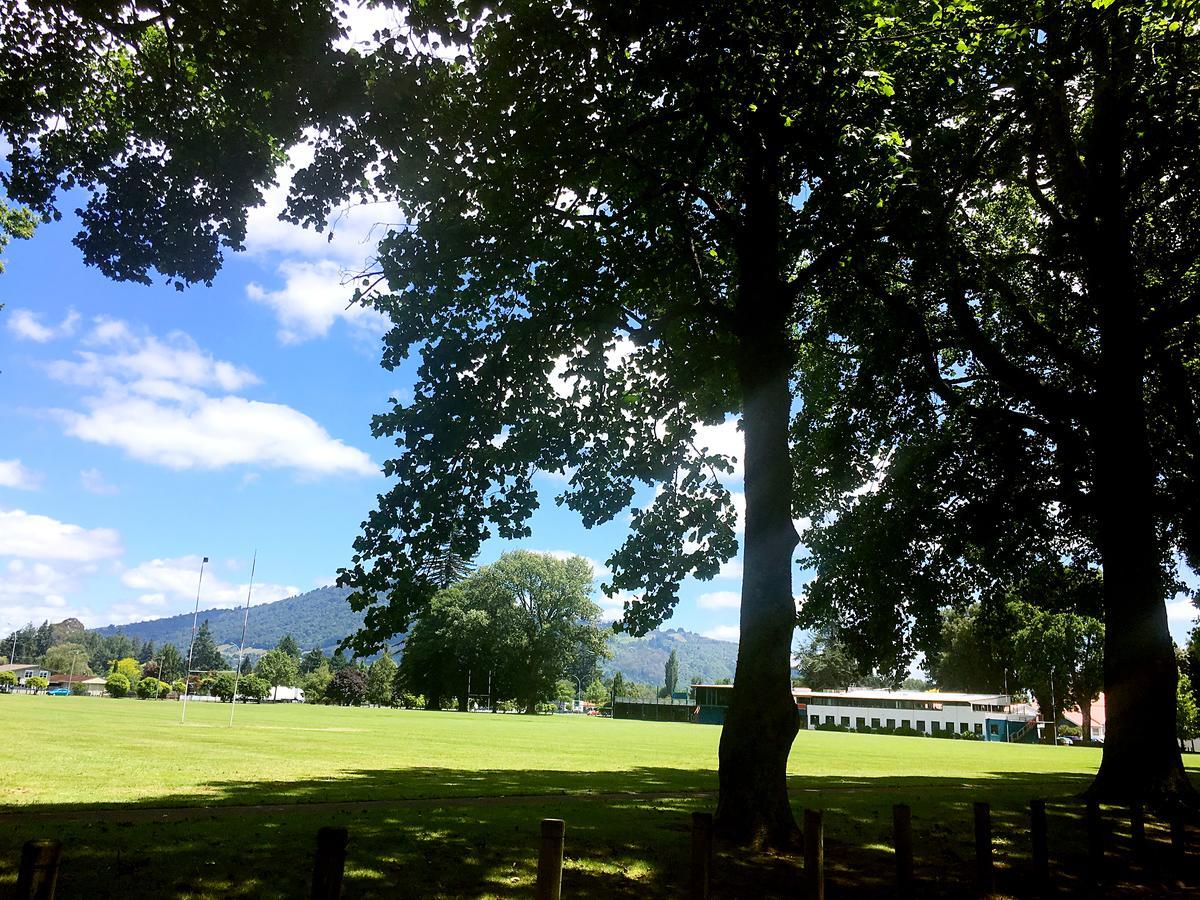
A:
10 799 1193 898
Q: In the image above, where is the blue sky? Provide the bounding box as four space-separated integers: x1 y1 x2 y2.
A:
0 169 755 643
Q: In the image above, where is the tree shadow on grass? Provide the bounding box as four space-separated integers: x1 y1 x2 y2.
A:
2 767 1198 898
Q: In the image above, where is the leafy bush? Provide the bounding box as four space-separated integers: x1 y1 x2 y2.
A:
813 722 851 733
238 675 270 702
105 672 131 697
326 667 367 706
26 676 48 693
397 692 425 709
210 672 237 702
136 677 167 699
0 671 16 692
170 679 186 694
70 682 88 696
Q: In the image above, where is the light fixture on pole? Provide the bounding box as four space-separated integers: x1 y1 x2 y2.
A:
180 556 209 724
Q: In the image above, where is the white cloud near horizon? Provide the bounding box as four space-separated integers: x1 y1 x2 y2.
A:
702 624 740 642
6 307 79 343
121 555 301 614
0 509 123 635
46 320 378 477
0 459 40 491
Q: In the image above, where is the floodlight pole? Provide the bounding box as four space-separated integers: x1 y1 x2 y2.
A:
180 556 209 724
229 551 257 727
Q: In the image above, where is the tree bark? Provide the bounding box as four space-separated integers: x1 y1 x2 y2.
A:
1083 12 1194 808
714 139 801 846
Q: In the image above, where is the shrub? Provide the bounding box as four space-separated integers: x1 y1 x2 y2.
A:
170 679 186 695
105 673 131 698
26 676 48 693
136 677 167 699
0 671 16 692
326 667 367 706
813 722 851 733
397 692 425 709
238 675 270 702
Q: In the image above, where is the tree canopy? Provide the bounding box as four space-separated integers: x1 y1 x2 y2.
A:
398 551 610 713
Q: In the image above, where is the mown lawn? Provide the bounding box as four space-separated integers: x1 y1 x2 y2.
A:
0 694 1196 897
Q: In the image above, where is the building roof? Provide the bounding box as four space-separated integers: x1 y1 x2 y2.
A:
47 673 91 683
1061 693 1107 728
0 662 44 672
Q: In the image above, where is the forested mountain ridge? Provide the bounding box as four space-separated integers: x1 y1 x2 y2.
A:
604 628 738 685
89 586 739 682
93 586 363 656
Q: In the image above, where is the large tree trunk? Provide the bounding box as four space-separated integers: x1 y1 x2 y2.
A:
1088 331 1190 803
715 145 801 845
1084 13 1193 808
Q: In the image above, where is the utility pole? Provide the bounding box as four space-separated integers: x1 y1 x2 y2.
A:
180 556 208 724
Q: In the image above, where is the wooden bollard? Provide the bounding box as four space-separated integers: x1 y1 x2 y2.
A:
16 840 62 900
1029 799 1048 891
804 808 825 900
536 818 566 900
1129 803 1146 859
893 803 914 898
974 802 994 897
1171 811 1187 864
690 812 713 900
1086 799 1104 879
311 826 348 900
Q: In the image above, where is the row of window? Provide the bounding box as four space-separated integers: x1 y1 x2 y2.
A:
802 697 961 711
808 714 1001 737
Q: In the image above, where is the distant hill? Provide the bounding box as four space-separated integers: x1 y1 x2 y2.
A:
93 586 739 682
94 586 362 657
605 628 738 685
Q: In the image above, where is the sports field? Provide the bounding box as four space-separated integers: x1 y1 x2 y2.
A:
0 694 1196 897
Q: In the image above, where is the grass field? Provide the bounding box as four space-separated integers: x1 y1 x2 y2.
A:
1 694 1196 897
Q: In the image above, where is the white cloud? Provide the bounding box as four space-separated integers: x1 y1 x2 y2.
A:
0 556 112 636
6 308 79 342
51 322 259 393
694 418 742 474
0 459 40 491
47 320 377 478
79 468 118 495
246 259 387 344
716 558 743 580
598 591 637 623
538 550 611 579
697 590 740 610
121 555 301 612
702 624 740 642
1166 596 1198 623
0 508 122 561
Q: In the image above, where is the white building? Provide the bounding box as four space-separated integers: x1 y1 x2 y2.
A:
0 662 50 686
795 688 1038 742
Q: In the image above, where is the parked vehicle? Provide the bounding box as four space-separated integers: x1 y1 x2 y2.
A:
47 688 71 696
